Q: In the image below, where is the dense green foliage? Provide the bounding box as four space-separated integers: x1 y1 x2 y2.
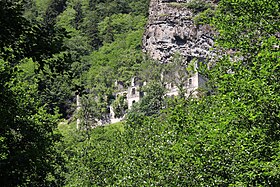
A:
58 121 125 186
1 0 149 185
59 0 280 186
1 0 279 186
0 1 67 185
22 0 149 119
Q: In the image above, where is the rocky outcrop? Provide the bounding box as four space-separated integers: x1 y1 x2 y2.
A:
143 0 216 63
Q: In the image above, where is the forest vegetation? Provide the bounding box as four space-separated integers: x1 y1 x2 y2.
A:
0 0 279 186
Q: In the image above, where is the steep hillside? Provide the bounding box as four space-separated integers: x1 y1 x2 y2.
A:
59 0 280 186
3 0 278 186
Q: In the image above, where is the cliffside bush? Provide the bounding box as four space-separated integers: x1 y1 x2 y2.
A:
112 94 128 118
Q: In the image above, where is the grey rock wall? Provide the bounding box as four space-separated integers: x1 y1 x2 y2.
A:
143 0 216 63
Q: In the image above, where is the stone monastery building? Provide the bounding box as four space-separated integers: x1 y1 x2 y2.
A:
77 0 215 126
109 0 215 124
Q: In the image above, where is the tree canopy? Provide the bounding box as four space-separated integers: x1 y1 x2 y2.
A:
0 0 69 185
1 0 279 186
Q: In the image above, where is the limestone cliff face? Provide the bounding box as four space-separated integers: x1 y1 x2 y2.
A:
143 0 216 63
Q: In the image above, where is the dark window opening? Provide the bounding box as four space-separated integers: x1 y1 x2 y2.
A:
189 78 192 86
132 88 136 95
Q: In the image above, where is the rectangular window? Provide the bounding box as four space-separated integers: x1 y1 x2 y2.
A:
132 88 136 95
189 78 192 86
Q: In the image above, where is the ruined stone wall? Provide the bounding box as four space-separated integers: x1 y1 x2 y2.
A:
142 0 216 63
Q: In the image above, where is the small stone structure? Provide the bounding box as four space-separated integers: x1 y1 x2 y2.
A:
109 77 145 123
127 77 145 109
164 72 207 97
76 94 81 129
